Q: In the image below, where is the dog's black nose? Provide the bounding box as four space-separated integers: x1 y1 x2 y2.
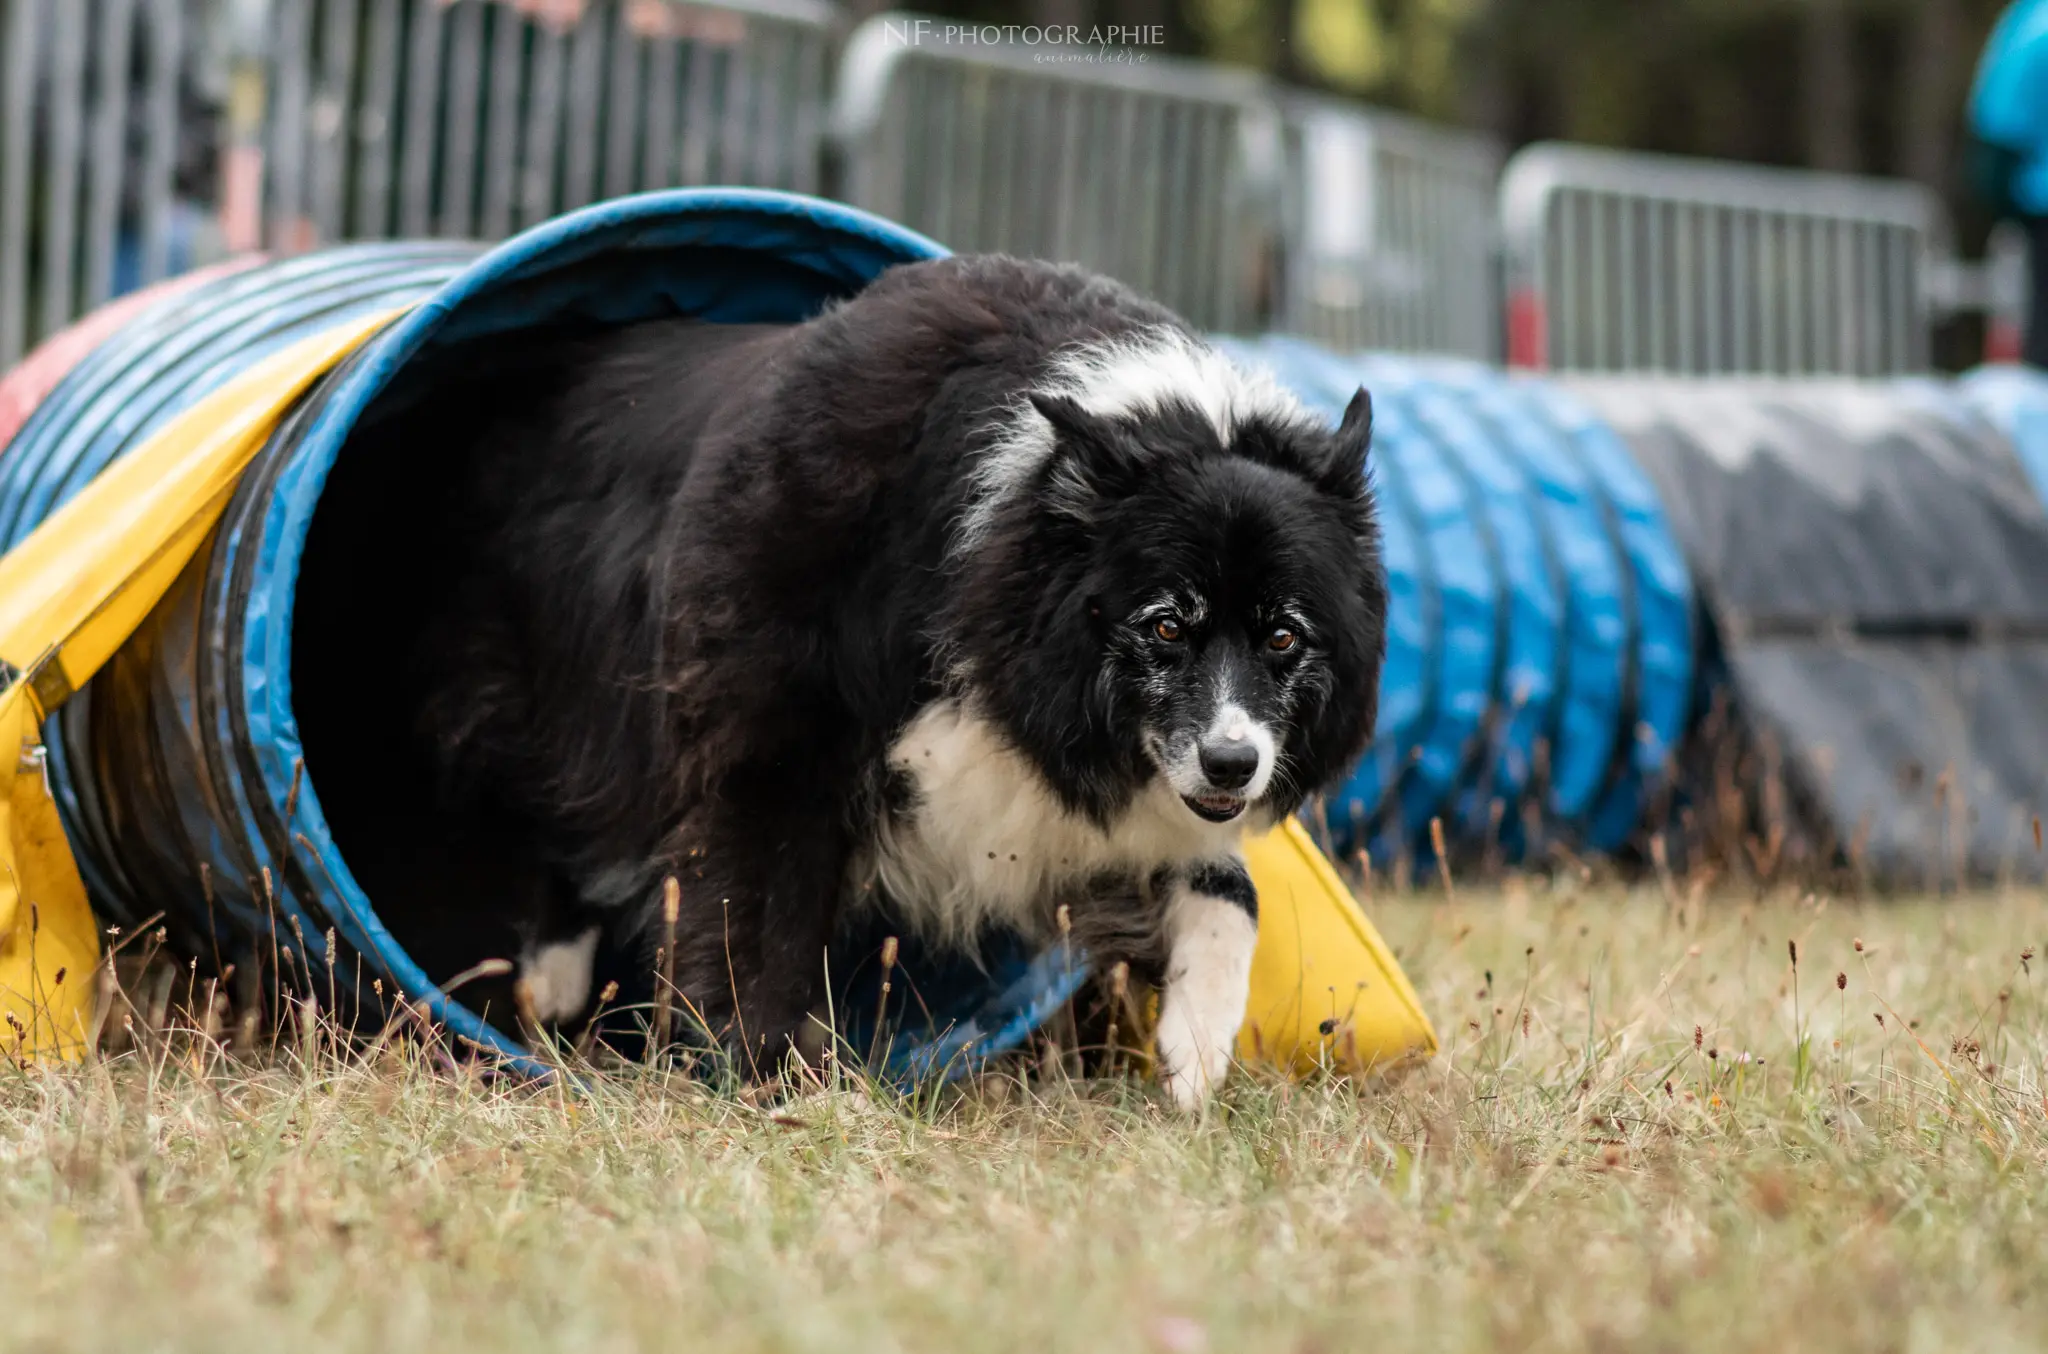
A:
1198 739 1260 791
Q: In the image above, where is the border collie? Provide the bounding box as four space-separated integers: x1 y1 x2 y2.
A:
410 255 1387 1106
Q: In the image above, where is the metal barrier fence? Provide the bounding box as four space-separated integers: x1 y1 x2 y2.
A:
256 0 837 250
3 0 1503 369
1499 142 1944 376
1276 97 1501 360
0 0 834 362
832 13 1281 334
0 0 220 369
7 2 2000 377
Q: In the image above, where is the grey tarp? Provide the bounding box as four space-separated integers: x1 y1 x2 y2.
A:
1571 378 2048 884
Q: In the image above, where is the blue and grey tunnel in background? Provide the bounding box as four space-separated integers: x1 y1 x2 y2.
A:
1587 368 2048 888
14 187 2048 1079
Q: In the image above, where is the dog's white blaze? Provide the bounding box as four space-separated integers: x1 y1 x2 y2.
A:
864 700 1242 946
954 328 1316 556
1154 879 1258 1109
1208 701 1278 801
519 927 601 1023
1056 329 1299 435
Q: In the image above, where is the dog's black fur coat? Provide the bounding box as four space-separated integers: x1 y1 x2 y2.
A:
399 255 1388 1065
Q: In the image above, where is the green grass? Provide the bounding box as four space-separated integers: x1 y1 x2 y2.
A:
6 881 2046 1353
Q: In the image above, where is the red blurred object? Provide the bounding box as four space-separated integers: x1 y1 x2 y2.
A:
1507 287 1548 369
1986 317 2024 365
221 146 266 255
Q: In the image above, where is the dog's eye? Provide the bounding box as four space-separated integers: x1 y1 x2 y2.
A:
1154 617 1183 643
1268 627 1297 652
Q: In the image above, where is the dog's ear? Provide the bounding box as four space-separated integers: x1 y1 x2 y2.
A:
1316 387 1373 497
1030 392 1145 512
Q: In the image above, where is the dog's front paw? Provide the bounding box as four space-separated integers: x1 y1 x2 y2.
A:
1152 876 1259 1111
1154 1002 1235 1110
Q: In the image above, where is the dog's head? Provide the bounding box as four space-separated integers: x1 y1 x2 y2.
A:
953 331 1388 831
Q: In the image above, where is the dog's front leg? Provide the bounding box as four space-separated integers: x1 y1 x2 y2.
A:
1153 858 1258 1110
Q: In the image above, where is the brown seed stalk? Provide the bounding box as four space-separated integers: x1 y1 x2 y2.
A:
651 876 681 1056
869 935 900 1070
1103 959 1131 1074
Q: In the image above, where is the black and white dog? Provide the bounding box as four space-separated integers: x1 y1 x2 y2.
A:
410 255 1388 1106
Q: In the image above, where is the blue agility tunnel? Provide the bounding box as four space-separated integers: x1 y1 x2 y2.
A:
1 191 1004 1075
0 188 1701 1076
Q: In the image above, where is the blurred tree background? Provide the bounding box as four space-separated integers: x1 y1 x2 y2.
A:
875 0 2011 250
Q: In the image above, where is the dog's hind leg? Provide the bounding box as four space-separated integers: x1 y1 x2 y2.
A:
1153 858 1259 1110
660 784 853 1081
514 871 611 1029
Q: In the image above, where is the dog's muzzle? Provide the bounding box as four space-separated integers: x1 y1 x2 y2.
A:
1151 704 1274 824
1182 737 1255 820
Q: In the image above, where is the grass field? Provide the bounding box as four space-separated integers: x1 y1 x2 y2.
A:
4 880 2045 1354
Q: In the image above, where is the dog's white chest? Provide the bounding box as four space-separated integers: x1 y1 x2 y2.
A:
861 701 1217 946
